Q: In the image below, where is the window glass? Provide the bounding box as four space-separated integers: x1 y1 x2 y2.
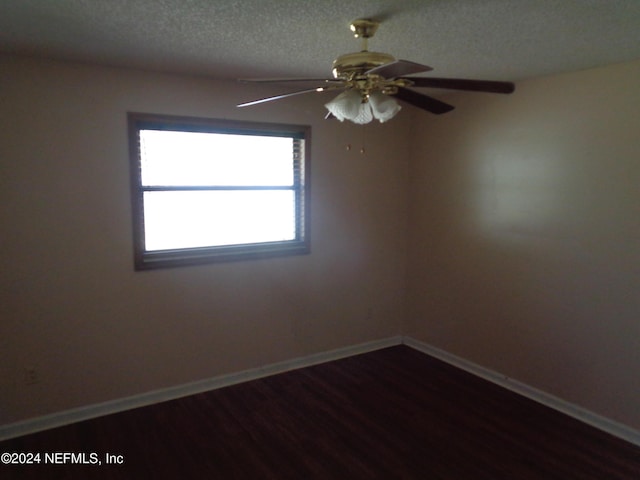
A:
142 190 296 251
140 130 295 187
128 113 310 269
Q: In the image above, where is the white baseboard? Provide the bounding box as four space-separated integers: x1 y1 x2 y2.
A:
3 334 639 448
0 336 403 441
402 336 640 447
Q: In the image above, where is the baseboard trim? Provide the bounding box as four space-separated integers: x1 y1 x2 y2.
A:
402 336 640 447
0 336 403 441
4 335 639 448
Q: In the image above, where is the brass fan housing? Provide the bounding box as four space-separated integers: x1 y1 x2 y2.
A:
332 18 395 79
331 51 396 79
350 18 379 38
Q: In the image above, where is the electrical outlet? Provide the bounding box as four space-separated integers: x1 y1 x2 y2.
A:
24 367 40 385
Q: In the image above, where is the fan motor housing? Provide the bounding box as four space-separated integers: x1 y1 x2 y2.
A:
332 51 396 79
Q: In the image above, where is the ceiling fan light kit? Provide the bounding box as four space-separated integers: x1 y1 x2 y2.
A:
238 18 515 124
325 90 401 124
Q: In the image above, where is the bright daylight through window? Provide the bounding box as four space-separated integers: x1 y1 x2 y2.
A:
128 113 310 269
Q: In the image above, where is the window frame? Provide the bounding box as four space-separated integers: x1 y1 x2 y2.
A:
128 112 311 270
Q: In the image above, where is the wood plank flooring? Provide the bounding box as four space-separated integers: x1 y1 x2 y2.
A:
1 346 639 479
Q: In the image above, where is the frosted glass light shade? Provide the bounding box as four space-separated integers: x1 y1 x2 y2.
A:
325 89 401 124
369 92 402 123
325 90 367 123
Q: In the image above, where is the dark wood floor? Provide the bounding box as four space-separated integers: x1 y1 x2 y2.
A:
1 346 639 479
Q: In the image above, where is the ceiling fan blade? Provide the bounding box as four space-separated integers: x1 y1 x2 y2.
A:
237 86 344 108
366 59 433 78
393 88 455 114
239 77 341 84
401 77 515 94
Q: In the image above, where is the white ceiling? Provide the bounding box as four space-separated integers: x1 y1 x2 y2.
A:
1 0 640 82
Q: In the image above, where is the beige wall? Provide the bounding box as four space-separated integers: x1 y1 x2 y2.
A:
406 59 640 429
2 52 639 433
0 55 411 424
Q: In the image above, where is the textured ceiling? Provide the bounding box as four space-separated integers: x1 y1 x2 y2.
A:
1 0 640 82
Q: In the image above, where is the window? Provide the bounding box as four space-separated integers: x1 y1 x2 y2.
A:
128 113 310 269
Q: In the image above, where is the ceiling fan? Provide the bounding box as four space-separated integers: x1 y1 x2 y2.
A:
237 19 515 124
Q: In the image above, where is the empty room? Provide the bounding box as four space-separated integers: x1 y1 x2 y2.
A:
1 1 639 478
